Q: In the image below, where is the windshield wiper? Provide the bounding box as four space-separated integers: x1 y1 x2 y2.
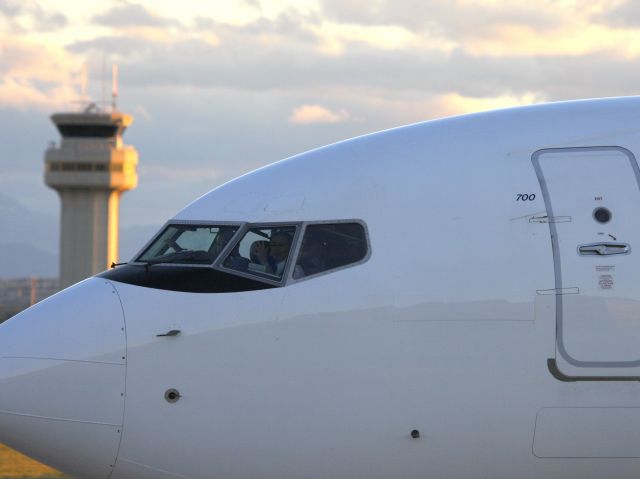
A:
138 250 213 271
143 260 161 272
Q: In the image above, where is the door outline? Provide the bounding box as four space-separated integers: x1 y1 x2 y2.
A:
532 146 640 372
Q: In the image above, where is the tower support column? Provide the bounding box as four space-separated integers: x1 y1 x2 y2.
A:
57 189 122 287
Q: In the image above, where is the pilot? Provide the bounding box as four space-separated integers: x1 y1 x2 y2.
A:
252 231 292 277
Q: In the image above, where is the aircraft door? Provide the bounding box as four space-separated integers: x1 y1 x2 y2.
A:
533 146 640 379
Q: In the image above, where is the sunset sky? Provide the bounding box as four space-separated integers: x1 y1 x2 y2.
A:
2 0 640 234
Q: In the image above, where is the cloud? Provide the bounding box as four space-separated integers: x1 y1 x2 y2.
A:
3 3 640 136
0 0 67 33
0 0 20 17
0 1 76 110
319 0 562 37
0 38 81 109
289 104 349 124
595 0 640 28
432 92 545 118
67 30 613 102
316 0 635 57
92 1 176 28
242 0 261 9
2 1 639 109
194 9 321 46
63 3 640 106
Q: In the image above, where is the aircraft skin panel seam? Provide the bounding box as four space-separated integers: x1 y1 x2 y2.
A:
532 407 640 459
0 410 121 426
117 458 194 479
104 279 127 479
0 356 123 366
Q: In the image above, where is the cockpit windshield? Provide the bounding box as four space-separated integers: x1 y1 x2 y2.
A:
136 224 239 265
222 225 297 281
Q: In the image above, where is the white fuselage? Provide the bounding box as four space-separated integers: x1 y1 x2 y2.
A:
3 97 640 478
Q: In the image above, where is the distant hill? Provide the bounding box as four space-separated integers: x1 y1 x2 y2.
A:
0 192 160 278
0 242 57 278
0 192 58 255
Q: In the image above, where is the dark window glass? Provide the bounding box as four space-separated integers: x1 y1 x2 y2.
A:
293 223 367 279
56 124 119 138
136 224 239 265
222 226 296 281
49 162 125 172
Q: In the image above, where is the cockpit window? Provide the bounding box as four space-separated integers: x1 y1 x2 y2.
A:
136 224 239 265
293 222 367 279
222 225 297 281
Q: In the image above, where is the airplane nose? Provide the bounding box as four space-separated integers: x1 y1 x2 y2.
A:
0 278 126 479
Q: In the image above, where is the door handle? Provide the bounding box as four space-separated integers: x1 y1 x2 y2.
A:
156 329 181 337
578 242 630 256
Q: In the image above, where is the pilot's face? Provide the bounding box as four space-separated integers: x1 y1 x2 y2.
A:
270 234 291 261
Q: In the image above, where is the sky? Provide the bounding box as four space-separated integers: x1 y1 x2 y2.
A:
2 0 640 231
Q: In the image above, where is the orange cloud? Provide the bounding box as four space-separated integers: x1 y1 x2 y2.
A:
289 104 349 124
433 92 545 117
0 38 81 109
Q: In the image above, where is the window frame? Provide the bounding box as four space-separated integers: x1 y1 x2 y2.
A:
128 218 370 287
214 221 304 286
285 219 371 285
130 220 245 269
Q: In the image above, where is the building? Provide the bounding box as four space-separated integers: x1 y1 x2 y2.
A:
0 278 59 323
44 104 138 289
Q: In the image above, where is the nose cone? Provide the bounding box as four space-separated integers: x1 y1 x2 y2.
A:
0 278 126 479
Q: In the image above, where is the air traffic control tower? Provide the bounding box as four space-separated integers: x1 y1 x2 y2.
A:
45 106 138 289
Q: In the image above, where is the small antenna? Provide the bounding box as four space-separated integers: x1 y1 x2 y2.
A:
80 63 88 104
111 64 118 111
101 54 106 111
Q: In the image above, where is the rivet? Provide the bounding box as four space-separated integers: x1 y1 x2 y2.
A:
410 429 420 439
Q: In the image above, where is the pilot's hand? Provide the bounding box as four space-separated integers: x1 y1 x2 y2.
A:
251 242 270 264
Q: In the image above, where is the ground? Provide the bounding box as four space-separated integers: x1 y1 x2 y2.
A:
0 444 65 479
